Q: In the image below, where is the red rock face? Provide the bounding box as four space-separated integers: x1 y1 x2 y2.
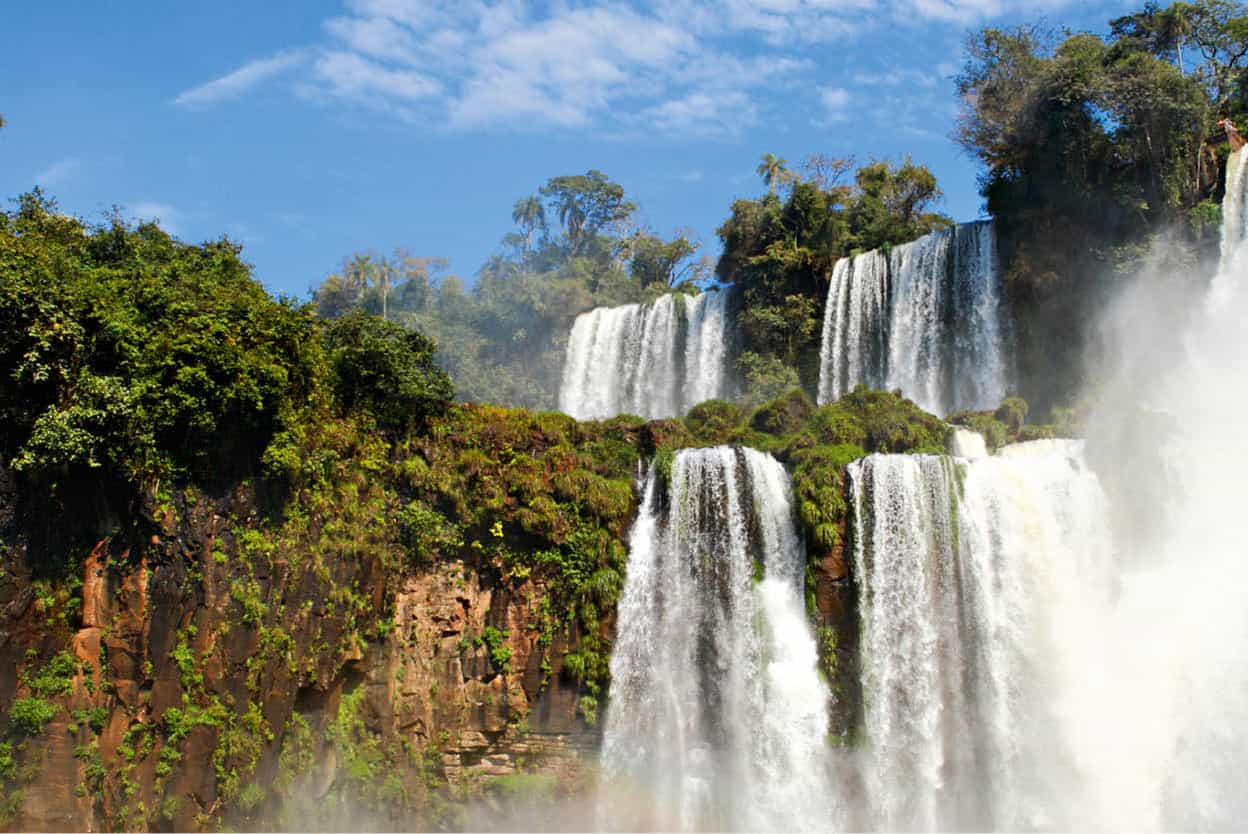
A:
0 476 605 832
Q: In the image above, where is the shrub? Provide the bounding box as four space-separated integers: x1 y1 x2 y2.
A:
9 698 58 736
324 312 454 431
994 396 1029 433
684 400 745 443
750 388 815 436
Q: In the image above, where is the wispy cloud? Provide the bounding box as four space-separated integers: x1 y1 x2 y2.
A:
170 0 1078 137
127 201 182 235
853 68 941 88
815 86 853 126
301 51 440 119
173 50 307 109
34 157 81 188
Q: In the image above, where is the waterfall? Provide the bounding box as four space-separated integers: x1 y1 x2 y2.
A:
1221 148 1248 264
817 221 1006 415
600 447 833 832
817 250 889 404
947 426 988 458
560 289 730 420
847 441 1113 830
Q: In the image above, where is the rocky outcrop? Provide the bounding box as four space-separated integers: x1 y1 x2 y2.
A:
0 475 601 832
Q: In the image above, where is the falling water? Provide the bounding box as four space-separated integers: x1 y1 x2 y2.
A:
847 441 1113 830
1073 143 1248 829
1221 148 1248 264
817 250 889 404
817 221 1007 415
600 447 832 832
947 426 988 458
560 289 731 420
839 148 1248 831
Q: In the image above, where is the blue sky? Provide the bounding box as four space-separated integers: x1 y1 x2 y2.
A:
2 0 1129 298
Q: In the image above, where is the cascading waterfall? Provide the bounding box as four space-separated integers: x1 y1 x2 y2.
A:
837 148 1248 831
817 221 1006 415
559 289 730 420
817 250 889 403
1221 147 1248 263
847 441 1114 831
600 447 832 832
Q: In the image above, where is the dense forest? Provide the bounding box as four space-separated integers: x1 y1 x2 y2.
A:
1 0 1247 830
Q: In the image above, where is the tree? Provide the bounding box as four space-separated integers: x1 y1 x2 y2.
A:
539 171 635 256
847 159 949 249
625 231 701 288
323 312 453 431
799 154 855 193
1112 2 1192 70
756 153 790 194
1185 0 1248 104
0 191 324 480
511 196 546 261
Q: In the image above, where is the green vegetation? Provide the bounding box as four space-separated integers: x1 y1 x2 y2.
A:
5 4 1240 826
958 0 1248 412
716 156 951 403
0 192 337 485
311 170 704 410
7 699 57 737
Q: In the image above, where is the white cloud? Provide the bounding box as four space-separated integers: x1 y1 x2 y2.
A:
638 90 759 138
853 68 940 88
128 202 181 235
816 86 852 124
311 51 440 103
173 50 307 108
170 0 1077 137
34 157 80 188
323 15 421 64
447 5 696 129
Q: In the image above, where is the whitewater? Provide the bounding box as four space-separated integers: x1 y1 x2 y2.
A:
596 151 1248 831
559 290 730 421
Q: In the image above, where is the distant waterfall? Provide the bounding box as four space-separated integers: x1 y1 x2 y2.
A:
1222 149 1248 264
846 441 1113 830
817 250 889 403
817 221 1006 415
600 447 833 831
559 290 730 420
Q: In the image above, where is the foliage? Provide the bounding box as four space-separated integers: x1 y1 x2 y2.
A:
994 396 1030 433
716 158 951 400
311 171 702 411
0 192 326 482
955 3 1243 412
323 312 453 431
683 401 747 444
750 388 815 436
948 411 1009 450
480 626 512 672
8 698 57 736
24 651 77 697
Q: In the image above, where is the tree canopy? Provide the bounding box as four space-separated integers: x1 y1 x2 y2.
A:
955 0 1243 410
0 191 453 486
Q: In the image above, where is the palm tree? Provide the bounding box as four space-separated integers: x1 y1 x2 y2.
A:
1158 3 1191 73
557 193 586 255
511 196 546 260
757 153 789 194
